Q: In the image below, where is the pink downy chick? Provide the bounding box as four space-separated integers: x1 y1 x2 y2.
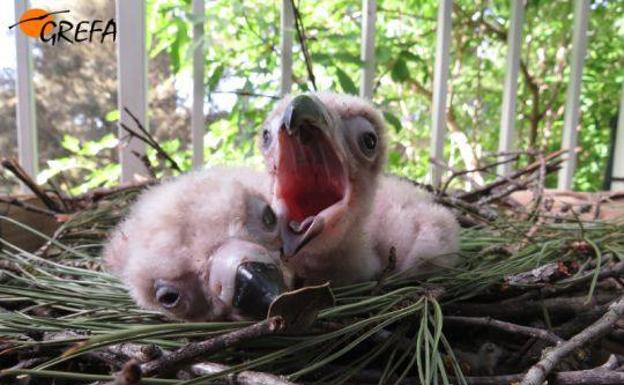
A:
104 166 290 321
367 175 460 278
261 92 459 285
260 92 386 285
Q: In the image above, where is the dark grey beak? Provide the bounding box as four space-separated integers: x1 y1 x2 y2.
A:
281 94 332 136
233 262 287 319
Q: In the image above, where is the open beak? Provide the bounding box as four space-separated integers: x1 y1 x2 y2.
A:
207 240 287 319
274 95 349 258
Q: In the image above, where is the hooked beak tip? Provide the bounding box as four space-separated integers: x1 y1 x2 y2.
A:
233 262 286 319
281 94 329 137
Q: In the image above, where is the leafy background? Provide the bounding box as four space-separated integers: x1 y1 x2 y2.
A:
0 0 622 194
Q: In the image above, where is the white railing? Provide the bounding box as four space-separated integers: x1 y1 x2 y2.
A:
13 0 37 193
11 0 624 190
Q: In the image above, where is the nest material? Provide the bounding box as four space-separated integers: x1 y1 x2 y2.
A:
1 152 624 385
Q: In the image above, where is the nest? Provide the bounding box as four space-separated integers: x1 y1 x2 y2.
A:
1 152 624 385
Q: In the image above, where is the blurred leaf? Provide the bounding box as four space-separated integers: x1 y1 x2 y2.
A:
335 68 358 95
105 110 120 122
383 112 402 133
208 64 225 92
391 58 410 83
61 135 81 154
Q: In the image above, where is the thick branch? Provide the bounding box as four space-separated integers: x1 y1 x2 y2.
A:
520 295 624 385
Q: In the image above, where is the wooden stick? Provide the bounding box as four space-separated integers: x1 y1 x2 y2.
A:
121 107 183 173
1 158 64 213
0 196 57 216
459 149 567 202
444 316 564 345
520 295 624 385
140 316 285 377
189 362 298 385
289 0 317 90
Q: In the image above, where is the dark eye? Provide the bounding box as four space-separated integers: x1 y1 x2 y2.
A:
262 205 276 229
155 285 180 309
359 132 377 156
262 129 271 148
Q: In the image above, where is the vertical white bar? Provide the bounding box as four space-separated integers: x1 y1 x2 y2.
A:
497 0 524 176
14 0 38 193
116 0 148 183
612 86 624 191
429 0 453 187
557 0 590 190
280 0 294 96
192 0 205 170
360 0 376 100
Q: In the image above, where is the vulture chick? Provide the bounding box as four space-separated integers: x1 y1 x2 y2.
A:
104 167 289 321
367 176 460 277
261 92 459 285
261 92 386 285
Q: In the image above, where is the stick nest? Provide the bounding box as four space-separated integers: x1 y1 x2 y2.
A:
1 151 624 385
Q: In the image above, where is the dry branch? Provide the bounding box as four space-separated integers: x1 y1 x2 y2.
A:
190 362 298 385
140 316 285 377
1 158 65 213
289 0 317 90
120 107 182 173
459 149 567 202
520 295 624 385
444 316 564 345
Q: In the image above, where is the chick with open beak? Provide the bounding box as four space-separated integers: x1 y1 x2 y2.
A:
261 92 387 285
104 167 291 321
261 92 460 286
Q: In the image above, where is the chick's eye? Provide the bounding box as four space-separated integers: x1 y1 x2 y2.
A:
262 129 271 148
359 132 377 156
155 285 180 309
262 205 276 229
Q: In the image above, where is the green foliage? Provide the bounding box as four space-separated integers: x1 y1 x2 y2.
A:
37 134 121 195
38 0 624 192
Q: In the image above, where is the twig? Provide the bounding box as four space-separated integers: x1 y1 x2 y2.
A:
520 295 624 385
438 155 520 194
120 108 182 173
372 246 397 295
444 316 564 345
212 90 280 99
107 343 163 363
140 316 285 377
444 294 616 320
459 149 567 202
131 150 157 179
289 0 317 90
338 361 624 385
0 196 57 216
474 159 563 208
189 362 298 385
1 158 64 213
461 369 624 385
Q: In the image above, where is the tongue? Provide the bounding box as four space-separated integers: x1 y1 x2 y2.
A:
289 216 315 234
277 128 346 223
